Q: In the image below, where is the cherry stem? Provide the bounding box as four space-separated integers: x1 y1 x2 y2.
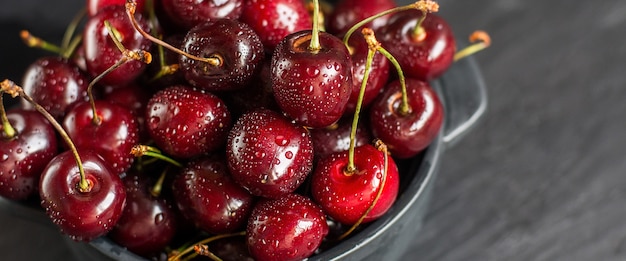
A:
150 167 169 197
0 93 17 139
0 79 91 192
411 0 439 41
130 145 183 168
60 7 86 57
342 0 438 48
346 28 378 174
20 30 62 54
168 231 246 261
377 46 411 115
454 30 491 61
339 139 389 241
124 0 222 67
308 0 321 51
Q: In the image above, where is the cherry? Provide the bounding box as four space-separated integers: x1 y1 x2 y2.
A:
208 236 254 261
172 156 256 234
88 0 146 16
160 0 243 30
327 0 396 36
369 78 443 159
39 149 126 241
378 8 456 80
83 5 152 86
145 85 232 158
226 108 313 198
62 100 140 175
310 144 399 225
309 116 372 160
20 57 90 120
271 30 353 128
0 109 58 200
240 0 312 52
246 193 328 261
179 19 264 91
220 60 279 118
108 171 177 257
103 82 151 141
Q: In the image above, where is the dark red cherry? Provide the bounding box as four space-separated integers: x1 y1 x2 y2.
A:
310 117 372 160
179 19 264 91
271 30 353 128
0 109 58 200
145 85 231 158
311 144 399 225
378 9 456 80
161 0 243 30
88 0 146 16
172 156 256 234
226 109 313 198
63 100 140 175
370 78 444 158
221 60 279 118
83 5 152 86
246 194 328 261
327 0 396 35
208 237 253 261
39 150 126 241
103 83 151 141
241 0 312 52
21 57 90 119
108 171 177 257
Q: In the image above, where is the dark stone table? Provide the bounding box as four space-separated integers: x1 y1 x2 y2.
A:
1 0 624 260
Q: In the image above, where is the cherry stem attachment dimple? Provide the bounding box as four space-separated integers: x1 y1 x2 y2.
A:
168 231 246 261
124 0 221 67
130 145 183 168
454 30 491 61
411 0 439 41
0 93 16 138
0 79 91 192
339 139 389 241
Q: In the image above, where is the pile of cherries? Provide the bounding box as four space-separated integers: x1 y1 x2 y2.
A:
0 0 488 260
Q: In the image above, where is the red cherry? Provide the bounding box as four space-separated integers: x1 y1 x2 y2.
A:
241 0 312 52
0 109 58 200
326 0 396 35
83 5 152 86
145 85 232 158
310 144 400 225
226 109 314 198
172 156 256 234
369 78 444 159
271 30 353 128
39 150 126 241
88 0 146 16
21 57 90 119
62 100 140 175
246 194 328 261
378 9 456 80
309 117 372 160
108 171 177 257
160 0 243 30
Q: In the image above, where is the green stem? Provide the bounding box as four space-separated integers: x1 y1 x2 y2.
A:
377 47 410 115
0 94 17 138
61 8 86 57
309 0 321 51
168 231 246 261
342 5 416 48
20 30 62 54
131 145 183 168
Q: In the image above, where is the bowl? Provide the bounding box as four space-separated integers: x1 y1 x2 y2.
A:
0 51 486 260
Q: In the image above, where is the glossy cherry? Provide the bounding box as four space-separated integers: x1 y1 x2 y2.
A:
240 0 312 52
271 30 353 128
310 117 372 160
226 109 313 198
179 19 264 91
327 0 396 35
83 5 152 86
108 171 177 257
370 78 443 159
21 57 90 120
0 109 58 200
246 193 329 261
160 0 243 30
378 9 456 80
311 144 399 225
145 85 231 158
39 150 126 241
62 100 140 175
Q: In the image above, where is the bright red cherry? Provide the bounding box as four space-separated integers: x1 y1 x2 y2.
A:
240 0 312 52
378 9 456 80
0 109 58 200
247 194 329 261
327 0 396 35
145 85 232 158
39 150 126 241
271 30 353 128
369 78 444 159
160 0 243 30
226 109 313 198
311 144 400 225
